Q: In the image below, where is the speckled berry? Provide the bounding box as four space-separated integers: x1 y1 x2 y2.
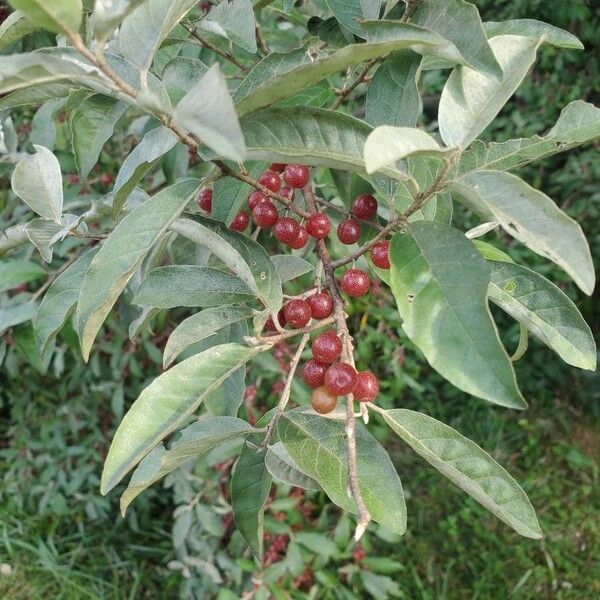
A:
259 170 281 193
288 225 309 249
283 164 310 189
324 362 357 396
341 269 370 297
337 220 361 245
311 386 337 414
351 193 378 220
248 190 269 211
229 210 249 232
283 299 312 328
302 359 328 388
308 291 333 319
370 240 390 269
311 331 342 364
252 200 279 227
354 371 379 402
199 189 213 212
306 213 331 240
274 217 300 245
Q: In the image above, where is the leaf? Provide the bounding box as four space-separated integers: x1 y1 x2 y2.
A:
8 0 82 34
278 408 407 535
174 65 246 162
265 442 321 491
77 179 199 361
366 50 422 128
0 260 45 292
33 250 95 358
389 222 526 409
324 0 379 38
364 127 454 174
101 342 260 494
91 0 147 41
132 265 254 309
458 101 600 174
0 301 38 335
0 10 37 51
411 0 501 76
452 171 594 295
120 416 254 514
483 19 583 50
439 35 541 148
171 216 283 313
382 409 542 539
200 0 257 53
163 306 254 368
70 94 129 179
161 56 209 104
24 214 80 262
486 261 596 371
111 126 179 217
271 255 314 283
11 145 63 222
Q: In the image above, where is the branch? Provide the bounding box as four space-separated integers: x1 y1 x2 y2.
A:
331 58 378 111
315 197 385 232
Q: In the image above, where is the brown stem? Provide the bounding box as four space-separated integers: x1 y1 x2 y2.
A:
255 22 270 55
252 314 336 345
331 58 378 111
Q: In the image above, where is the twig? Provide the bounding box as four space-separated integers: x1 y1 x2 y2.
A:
315 197 385 232
249 315 336 346
255 22 270 55
30 254 79 301
331 58 378 110
401 0 421 22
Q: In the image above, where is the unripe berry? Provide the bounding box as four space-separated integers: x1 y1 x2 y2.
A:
306 212 331 240
337 220 361 245
354 371 379 402
288 225 309 249
308 291 333 319
371 240 390 269
259 170 281 193
341 269 370 297
311 331 342 364
270 163 286 173
311 386 337 414
229 210 249 232
324 362 357 396
283 164 309 189
283 299 312 329
302 359 328 388
248 190 269 211
351 193 378 220
252 200 279 227
198 189 213 213
274 217 300 245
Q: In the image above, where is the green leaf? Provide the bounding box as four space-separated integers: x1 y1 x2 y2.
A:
389 222 526 409
77 179 199 361
265 442 321 491
452 171 594 295
174 65 246 162
0 260 45 292
171 216 283 313
24 214 79 263
382 409 543 539
33 250 95 358
439 35 541 148
271 255 313 283
486 261 596 371
483 19 583 50
200 0 257 53
0 10 37 51
411 0 501 76
70 94 128 179
0 301 38 335
324 0 379 38
366 50 422 128
278 408 407 535
132 265 254 309
101 342 260 494
12 145 63 222
120 416 254 514
161 56 209 104
8 0 82 34
473 240 513 263
91 0 147 41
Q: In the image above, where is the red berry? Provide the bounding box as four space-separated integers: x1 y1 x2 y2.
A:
308 291 333 319
100 173 113 186
370 240 390 269
274 217 300 245
283 164 309 189
302 359 328 388
68 174 80 184
280 187 294 200
270 163 286 173
248 190 269 211
288 225 309 250
312 331 342 364
229 210 249 232
341 269 370 297
283 299 312 328
306 212 331 240
259 170 281 193
311 386 337 414
198 189 213 213
324 363 357 396
354 371 379 402
352 194 378 220
337 220 361 245
252 200 279 227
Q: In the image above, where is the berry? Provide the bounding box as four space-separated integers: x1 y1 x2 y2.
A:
308 291 333 319
341 269 370 297
354 371 379 402
270 163 286 173
274 217 300 244
302 359 328 388
352 194 378 220
68 174 80 184
252 200 279 227
248 190 269 210
311 386 337 414
280 187 294 200
324 362 357 396
259 170 281 193
311 331 342 364
337 220 361 245
283 164 309 189
229 210 249 232
283 299 312 329
100 173 113 186
288 225 309 250
306 213 331 240
198 189 213 213
371 240 390 269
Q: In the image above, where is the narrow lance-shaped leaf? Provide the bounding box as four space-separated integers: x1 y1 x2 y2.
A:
382 409 543 539
389 222 526 409
265 442 321 491
77 179 199 361
8 0 82 34
483 19 583 50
